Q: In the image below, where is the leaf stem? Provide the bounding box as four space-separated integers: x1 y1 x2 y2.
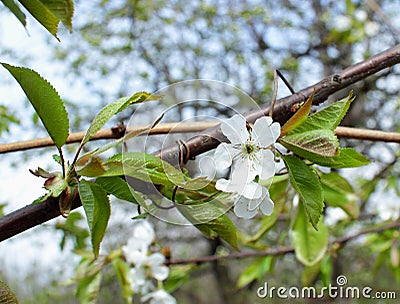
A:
58 146 66 178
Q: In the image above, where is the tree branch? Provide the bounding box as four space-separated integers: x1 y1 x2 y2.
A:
166 220 400 265
155 44 400 163
1 123 400 154
0 45 399 242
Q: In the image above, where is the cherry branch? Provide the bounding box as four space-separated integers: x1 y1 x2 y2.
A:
1 123 400 154
155 44 400 163
166 220 400 265
0 45 399 242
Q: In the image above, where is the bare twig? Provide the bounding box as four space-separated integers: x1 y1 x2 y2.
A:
334 126 400 143
2 123 400 155
166 220 400 265
0 45 399 242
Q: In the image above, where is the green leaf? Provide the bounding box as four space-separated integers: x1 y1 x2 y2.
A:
32 192 51 204
44 175 68 197
112 258 133 304
1 63 69 147
292 204 329 266
76 157 107 177
281 129 339 157
237 256 273 288
18 0 60 39
308 148 370 168
178 202 238 250
164 265 192 293
320 172 359 219
76 271 102 304
281 90 314 136
40 0 74 31
78 152 187 189
283 155 324 229
293 92 355 133
0 279 19 304
78 180 111 258
246 194 285 243
302 261 322 286
1 0 26 27
96 176 142 204
80 92 159 147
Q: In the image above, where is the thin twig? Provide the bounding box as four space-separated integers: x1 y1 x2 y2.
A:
1 123 400 155
334 126 400 143
166 220 400 265
276 69 295 94
269 69 278 118
0 122 218 154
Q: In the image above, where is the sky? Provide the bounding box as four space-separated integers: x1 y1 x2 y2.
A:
0 11 91 288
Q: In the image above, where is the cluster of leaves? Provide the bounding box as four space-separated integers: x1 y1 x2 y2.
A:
279 92 369 228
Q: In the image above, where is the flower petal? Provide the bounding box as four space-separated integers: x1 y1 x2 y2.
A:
252 116 280 147
270 122 281 141
214 143 235 169
151 265 170 281
132 220 155 248
216 178 233 192
231 156 258 183
259 190 274 216
147 252 165 265
221 114 248 145
241 181 263 199
234 198 258 219
248 196 262 210
216 179 262 199
257 149 276 180
141 290 176 304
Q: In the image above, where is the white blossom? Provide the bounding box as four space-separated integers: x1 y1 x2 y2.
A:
122 219 170 301
214 114 280 219
141 289 177 304
354 9 367 22
139 253 169 281
365 21 380 37
214 114 280 183
122 220 155 263
333 15 352 32
129 267 154 294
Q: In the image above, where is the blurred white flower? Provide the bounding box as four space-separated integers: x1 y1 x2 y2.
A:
140 253 169 281
214 114 280 183
365 21 380 37
376 199 399 221
333 15 352 32
141 289 177 304
122 220 155 263
129 267 154 294
325 207 348 226
354 9 367 22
